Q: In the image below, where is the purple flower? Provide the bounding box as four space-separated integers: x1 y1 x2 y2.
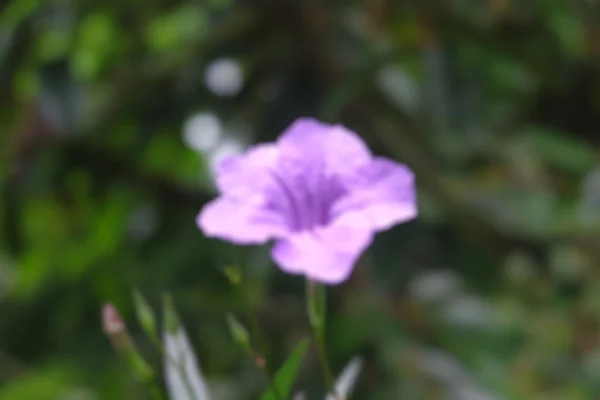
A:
197 118 417 284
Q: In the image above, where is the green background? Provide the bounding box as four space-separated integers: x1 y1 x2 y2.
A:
2 0 600 398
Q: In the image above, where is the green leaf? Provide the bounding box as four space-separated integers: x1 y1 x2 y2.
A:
145 5 206 52
0 0 42 28
0 366 73 400
261 338 309 400
71 12 118 80
526 125 596 174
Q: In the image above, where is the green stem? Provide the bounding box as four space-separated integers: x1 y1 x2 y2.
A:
119 337 166 400
242 292 265 355
305 279 336 395
313 326 336 394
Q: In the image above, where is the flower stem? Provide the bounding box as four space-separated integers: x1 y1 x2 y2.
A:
305 279 336 396
103 304 165 400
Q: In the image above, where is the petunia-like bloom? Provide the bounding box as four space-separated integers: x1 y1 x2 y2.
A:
197 118 417 284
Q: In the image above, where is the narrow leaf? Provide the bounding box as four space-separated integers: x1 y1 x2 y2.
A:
226 313 251 351
325 357 363 400
162 295 211 400
133 289 158 340
261 338 310 400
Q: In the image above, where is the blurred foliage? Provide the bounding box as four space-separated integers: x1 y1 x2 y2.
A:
2 0 600 399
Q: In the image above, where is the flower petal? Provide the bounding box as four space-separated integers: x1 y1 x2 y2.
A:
277 118 372 174
197 197 289 244
332 157 417 231
214 143 279 199
270 220 373 284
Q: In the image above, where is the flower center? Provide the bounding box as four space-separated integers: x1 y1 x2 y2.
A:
269 166 344 232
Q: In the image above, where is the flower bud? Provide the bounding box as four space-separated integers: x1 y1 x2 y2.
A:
102 303 125 335
226 313 251 353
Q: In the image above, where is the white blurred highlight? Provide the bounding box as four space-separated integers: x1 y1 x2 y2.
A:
376 66 420 114
181 112 249 187
183 112 222 152
409 269 462 304
441 295 492 329
204 58 244 97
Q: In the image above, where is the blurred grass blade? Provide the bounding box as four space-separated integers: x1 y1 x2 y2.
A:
325 357 363 400
527 125 596 174
133 289 158 341
261 338 309 400
226 313 251 353
102 303 163 399
162 295 211 400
